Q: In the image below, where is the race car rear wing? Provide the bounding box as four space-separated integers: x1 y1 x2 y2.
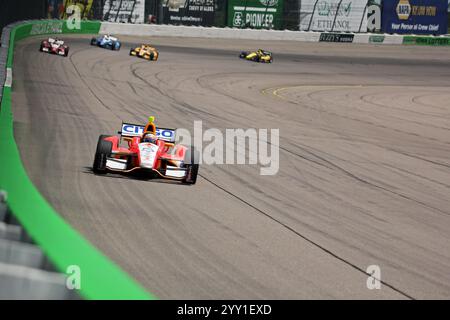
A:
119 122 176 142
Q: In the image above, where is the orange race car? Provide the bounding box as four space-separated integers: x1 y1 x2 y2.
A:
129 44 159 61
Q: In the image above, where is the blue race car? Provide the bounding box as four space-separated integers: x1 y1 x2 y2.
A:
90 34 121 50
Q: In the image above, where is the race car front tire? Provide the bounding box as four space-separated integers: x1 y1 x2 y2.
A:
64 48 69 57
182 147 200 184
93 135 112 174
90 38 97 46
184 163 199 185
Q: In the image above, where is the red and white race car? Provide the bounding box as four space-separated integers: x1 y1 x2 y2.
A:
92 117 199 184
39 38 69 57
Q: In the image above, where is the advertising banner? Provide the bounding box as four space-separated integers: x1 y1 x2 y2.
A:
319 32 354 42
103 0 145 23
161 0 215 26
403 35 450 45
47 0 94 19
382 0 448 35
227 0 284 29
299 0 368 32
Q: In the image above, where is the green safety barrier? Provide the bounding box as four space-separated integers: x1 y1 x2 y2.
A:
0 20 155 300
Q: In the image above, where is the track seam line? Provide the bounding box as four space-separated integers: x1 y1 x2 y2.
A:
199 173 415 300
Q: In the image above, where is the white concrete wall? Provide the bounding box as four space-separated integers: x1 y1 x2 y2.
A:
100 22 449 45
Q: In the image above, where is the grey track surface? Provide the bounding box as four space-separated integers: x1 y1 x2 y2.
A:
11 34 450 299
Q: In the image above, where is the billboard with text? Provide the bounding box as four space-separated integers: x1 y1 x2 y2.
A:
161 0 215 26
299 0 368 32
103 0 145 23
227 0 284 29
382 0 448 34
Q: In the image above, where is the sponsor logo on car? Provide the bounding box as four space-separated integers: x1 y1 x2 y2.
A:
121 123 175 142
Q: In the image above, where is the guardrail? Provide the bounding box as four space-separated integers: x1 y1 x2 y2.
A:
0 19 154 300
0 192 79 299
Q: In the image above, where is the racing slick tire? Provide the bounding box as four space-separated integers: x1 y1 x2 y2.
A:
150 52 155 60
93 135 112 174
239 52 247 59
182 147 200 185
64 48 69 57
129 49 135 56
90 38 97 46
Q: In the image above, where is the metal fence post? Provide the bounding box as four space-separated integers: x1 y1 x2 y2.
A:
358 0 369 32
331 0 343 32
307 0 319 31
263 0 270 29
243 0 249 28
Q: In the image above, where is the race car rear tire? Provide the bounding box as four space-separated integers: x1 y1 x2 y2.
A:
93 135 112 174
182 147 200 184
150 52 154 60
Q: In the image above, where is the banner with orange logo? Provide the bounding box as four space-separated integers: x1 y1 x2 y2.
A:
382 0 448 34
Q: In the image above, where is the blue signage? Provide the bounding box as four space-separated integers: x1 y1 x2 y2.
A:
382 0 448 35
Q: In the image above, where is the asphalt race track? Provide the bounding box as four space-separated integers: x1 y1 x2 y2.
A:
11 35 450 299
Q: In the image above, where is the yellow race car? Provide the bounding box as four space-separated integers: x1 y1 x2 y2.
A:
239 49 273 63
129 44 159 61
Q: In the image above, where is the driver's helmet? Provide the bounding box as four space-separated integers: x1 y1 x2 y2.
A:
142 133 158 144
